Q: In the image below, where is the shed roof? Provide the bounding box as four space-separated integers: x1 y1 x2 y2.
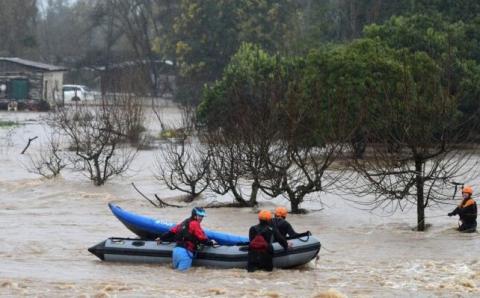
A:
98 59 174 71
0 57 67 71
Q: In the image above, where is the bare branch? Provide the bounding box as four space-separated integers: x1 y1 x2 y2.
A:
21 136 38 154
131 182 182 208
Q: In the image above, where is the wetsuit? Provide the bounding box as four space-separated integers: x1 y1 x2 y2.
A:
161 218 211 271
450 198 477 232
247 222 288 272
271 217 302 239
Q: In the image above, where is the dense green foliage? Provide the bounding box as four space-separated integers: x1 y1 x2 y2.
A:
201 35 464 148
199 43 300 135
364 14 480 126
0 0 37 57
415 0 480 22
171 0 298 104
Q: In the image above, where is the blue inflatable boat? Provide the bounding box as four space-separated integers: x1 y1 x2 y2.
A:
109 203 249 245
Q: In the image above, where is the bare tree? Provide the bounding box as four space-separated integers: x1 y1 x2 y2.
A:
154 107 210 202
108 88 148 145
259 139 344 213
49 103 137 186
203 110 347 212
155 137 210 202
25 132 66 178
201 90 283 208
205 131 260 207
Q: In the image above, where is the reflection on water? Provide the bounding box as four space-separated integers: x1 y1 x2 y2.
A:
0 110 479 297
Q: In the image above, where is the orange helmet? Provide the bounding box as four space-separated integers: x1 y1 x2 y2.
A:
462 186 473 195
274 207 288 218
258 210 272 221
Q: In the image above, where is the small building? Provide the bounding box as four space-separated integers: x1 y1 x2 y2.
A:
0 57 67 110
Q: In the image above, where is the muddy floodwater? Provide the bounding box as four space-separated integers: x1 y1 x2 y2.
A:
1 109 479 298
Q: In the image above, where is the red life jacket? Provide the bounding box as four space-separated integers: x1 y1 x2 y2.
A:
175 219 197 249
249 226 272 252
172 218 208 252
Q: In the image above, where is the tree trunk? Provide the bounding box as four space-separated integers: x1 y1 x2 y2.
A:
415 159 425 231
289 193 300 214
248 181 259 206
231 186 249 207
184 185 196 202
94 158 103 186
190 185 196 201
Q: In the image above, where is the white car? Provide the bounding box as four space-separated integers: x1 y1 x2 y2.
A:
63 84 96 102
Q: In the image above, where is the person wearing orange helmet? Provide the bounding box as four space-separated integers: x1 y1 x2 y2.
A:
448 186 477 232
272 206 311 239
247 210 289 272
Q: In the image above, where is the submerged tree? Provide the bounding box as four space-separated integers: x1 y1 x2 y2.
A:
199 43 349 212
25 131 66 178
204 130 265 207
155 139 210 202
154 106 210 202
260 142 343 213
48 102 138 186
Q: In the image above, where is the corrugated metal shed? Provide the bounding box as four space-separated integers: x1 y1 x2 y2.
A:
0 57 67 71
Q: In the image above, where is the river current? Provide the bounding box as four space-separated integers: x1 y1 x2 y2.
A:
0 109 479 297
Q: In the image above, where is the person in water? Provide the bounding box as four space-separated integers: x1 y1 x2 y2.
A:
448 186 477 233
247 210 289 272
158 207 214 271
272 206 311 239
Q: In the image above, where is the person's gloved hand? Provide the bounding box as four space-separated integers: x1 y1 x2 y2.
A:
306 230 312 236
159 231 175 242
448 212 454 217
205 240 215 246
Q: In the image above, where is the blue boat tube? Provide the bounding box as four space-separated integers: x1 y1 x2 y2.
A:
109 203 249 246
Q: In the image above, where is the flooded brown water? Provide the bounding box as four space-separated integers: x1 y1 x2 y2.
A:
0 110 479 297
